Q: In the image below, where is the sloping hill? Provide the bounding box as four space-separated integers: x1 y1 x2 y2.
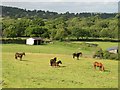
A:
1 5 117 19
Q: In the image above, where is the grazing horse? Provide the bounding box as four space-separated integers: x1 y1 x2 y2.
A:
73 52 82 60
51 60 62 67
93 62 105 71
50 57 62 67
15 52 25 60
50 57 57 66
56 60 62 67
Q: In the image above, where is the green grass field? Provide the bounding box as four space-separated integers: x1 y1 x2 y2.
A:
2 41 118 88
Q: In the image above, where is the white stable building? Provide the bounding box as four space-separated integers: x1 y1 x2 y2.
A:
26 37 44 45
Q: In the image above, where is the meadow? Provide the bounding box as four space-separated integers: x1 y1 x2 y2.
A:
2 41 118 88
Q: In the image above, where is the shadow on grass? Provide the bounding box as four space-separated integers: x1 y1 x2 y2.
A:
20 59 29 61
104 69 110 72
60 66 66 68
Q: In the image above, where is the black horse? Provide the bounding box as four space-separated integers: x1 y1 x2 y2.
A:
55 60 62 67
15 52 25 60
73 52 82 60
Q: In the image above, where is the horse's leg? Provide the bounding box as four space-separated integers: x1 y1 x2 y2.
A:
55 63 60 67
20 56 22 61
99 66 102 71
15 56 17 59
94 65 96 70
55 63 58 67
50 61 52 66
102 66 105 71
51 63 53 66
50 63 52 66
73 55 75 58
52 63 56 67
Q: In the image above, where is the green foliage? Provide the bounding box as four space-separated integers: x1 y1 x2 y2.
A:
103 51 111 59
25 25 49 38
71 27 88 39
3 25 17 38
93 48 118 60
1 6 119 40
103 51 118 60
93 48 103 59
32 17 45 26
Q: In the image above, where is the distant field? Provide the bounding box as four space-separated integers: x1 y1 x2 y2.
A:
71 41 118 50
2 42 95 57
2 41 118 88
2 41 118 55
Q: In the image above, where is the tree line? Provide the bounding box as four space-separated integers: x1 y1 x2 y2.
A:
1 6 119 40
2 6 117 19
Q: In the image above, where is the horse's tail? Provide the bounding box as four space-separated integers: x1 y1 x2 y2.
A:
102 66 105 71
23 52 25 56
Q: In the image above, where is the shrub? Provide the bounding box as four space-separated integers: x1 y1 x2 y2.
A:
103 51 118 60
93 48 103 59
103 51 110 59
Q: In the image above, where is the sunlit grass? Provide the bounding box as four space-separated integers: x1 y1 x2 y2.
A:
2 52 118 88
2 41 118 88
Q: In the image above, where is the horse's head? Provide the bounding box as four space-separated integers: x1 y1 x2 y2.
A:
54 57 57 61
57 60 62 64
23 52 25 56
78 52 82 56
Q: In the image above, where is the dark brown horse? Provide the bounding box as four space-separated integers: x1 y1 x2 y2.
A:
50 57 62 67
50 57 57 66
73 52 82 60
93 61 105 71
15 52 25 60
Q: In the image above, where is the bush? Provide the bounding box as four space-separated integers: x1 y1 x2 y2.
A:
109 53 118 60
103 51 110 59
103 51 118 60
93 48 103 59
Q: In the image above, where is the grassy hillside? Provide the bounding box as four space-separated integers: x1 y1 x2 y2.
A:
2 41 118 88
2 42 96 57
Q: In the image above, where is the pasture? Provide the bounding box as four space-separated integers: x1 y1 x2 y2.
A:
2 41 118 88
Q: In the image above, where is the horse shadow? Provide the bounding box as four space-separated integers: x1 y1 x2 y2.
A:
20 59 29 62
59 66 66 68
104 69 110 72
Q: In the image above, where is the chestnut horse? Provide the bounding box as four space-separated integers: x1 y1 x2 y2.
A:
73 52 82 60
93 62 105 71
15 52 25 60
